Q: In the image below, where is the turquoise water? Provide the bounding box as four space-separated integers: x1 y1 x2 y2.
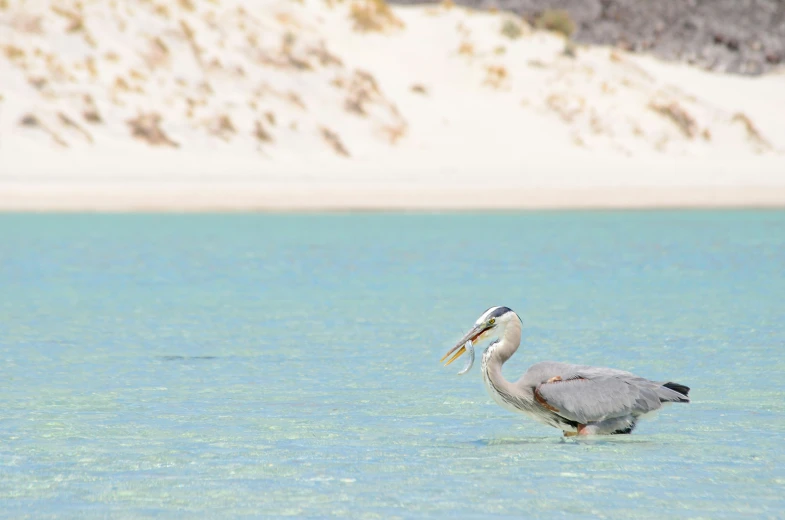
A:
1 212 784 519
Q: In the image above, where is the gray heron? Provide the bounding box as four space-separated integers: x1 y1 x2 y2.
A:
441 306 690 436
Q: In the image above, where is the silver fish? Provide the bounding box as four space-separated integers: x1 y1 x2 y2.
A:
456 340 474 375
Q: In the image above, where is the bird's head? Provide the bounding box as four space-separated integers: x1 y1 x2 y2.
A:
440 306 518 367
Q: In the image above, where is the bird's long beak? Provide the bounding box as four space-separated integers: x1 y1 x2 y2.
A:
440 324 486 366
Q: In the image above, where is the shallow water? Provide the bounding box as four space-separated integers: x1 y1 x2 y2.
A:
1 212 784 519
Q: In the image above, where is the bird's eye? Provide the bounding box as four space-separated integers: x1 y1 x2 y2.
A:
488 318 496 325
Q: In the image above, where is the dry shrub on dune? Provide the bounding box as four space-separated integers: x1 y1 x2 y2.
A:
349 0 403 33
535 9 575 39
648 101 697 138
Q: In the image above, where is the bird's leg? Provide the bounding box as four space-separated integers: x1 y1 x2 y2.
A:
563 424 588 437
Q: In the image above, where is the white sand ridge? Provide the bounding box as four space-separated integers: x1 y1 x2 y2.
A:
1 0 784 208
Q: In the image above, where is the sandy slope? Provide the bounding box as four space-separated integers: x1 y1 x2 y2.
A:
1 0 784 210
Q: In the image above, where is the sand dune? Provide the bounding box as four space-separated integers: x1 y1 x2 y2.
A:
1 0 784 210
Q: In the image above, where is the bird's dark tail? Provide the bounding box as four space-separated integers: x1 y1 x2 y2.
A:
661 382 690 403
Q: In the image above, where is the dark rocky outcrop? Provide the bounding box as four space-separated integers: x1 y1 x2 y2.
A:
391 0 785 75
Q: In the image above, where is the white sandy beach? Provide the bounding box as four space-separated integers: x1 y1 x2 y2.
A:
1 0 784 210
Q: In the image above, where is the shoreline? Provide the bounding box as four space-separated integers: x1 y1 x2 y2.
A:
3 182 785 212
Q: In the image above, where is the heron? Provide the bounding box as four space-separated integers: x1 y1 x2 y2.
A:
440 306 690 436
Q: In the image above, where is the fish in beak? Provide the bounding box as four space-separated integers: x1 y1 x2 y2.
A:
440 324 487 367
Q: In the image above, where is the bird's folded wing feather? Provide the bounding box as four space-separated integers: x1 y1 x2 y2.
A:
534 372 662 424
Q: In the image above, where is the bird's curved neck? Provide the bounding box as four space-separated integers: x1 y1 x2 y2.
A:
486 317 521 364
481 317 524 407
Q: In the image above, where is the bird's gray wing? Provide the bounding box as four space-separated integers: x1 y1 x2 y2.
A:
520 362 664 425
